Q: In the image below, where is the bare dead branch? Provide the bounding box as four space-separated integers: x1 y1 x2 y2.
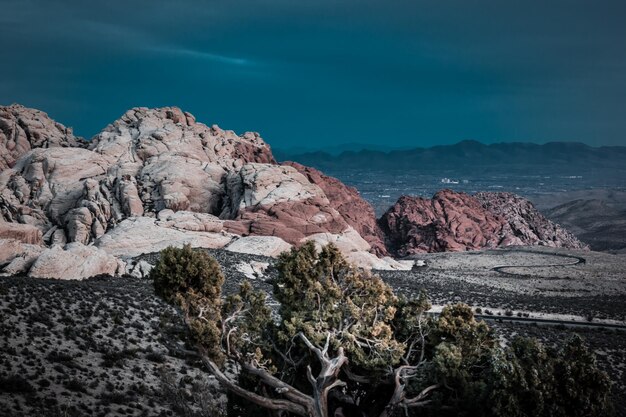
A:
200 355 308 416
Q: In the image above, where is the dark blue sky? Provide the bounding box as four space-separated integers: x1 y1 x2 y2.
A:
1 0 625 149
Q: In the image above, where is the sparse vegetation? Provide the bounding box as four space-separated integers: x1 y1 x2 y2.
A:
0 246 622 417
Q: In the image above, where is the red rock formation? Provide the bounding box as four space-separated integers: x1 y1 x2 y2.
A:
380 190 588 256
475 192 588 250
220 163 353 247
0 221 43 245
283 162 388 255
224 199 349 246
379 191 505 256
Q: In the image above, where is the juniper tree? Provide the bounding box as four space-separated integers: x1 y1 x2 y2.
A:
152 242 611 417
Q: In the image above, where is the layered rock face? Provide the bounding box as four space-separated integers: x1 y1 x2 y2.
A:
283 162 388 256
0 105 401 278
380 190 588 256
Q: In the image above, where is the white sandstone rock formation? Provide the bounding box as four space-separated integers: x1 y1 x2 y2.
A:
28 243 124 280
125 260 154 279
0 104 441 277
0 104 84 170
235 261 270 280
95 217 234 258
226 236 293 257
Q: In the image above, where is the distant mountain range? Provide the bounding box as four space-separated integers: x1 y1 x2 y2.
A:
275 140 626 175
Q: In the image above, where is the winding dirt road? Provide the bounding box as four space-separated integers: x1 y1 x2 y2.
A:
491 249 586 277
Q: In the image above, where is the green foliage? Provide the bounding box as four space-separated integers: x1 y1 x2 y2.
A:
274 242 411 371
153 243 612 417
151 244 225 363
223 280 274 368
485 335 611 417
152 244 224 303
420 306 612 417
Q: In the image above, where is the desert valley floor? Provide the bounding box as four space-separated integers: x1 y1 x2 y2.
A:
0 246 625 417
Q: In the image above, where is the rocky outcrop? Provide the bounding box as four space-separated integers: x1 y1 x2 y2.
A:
0 104 587 278
284 162 387 256
475 192 588 250
0 147 110 236
222 164 355 245
28 243 124 280
225 236 293 257
0 221 43 245
125 260 154 279
380 190 588 256
0 105 394 274
0 105 276 249
0 104 84 170
94 217 234 258
0 239 45 276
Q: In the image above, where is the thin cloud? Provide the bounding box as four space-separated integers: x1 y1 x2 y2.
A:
148 46 253 66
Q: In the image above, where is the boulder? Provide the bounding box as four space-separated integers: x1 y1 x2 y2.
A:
1 243 45 275
303 227 371 254
225 236 292 257
344 251 415 271
235 261 270 280
125 260 154 279
156 210 223 233
28 243 123 280
0 239 29 265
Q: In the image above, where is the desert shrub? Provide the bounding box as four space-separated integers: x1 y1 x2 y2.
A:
151 244 223 304
146 351 166 363
99 390 136 406
151 244 225 363
0 374 34 393
159 366 226 417
64 378 88 393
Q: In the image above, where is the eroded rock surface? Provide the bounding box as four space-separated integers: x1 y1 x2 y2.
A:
0 104 84 170
380 190 588 256
475 192 588 250
225 236 293 257
0 104 587 277
28 243 123 280
284 162 387 256
94 217 234 258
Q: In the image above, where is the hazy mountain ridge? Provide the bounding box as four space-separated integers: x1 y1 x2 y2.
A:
278 140 626 174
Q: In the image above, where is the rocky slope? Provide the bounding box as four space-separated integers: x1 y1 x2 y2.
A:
0 104 405 278
380 190 587 256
